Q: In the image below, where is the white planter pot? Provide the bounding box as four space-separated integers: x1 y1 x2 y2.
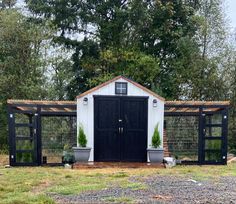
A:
147 148 164 163
72 147 91 162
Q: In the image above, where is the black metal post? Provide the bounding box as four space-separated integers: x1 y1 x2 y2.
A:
36 106 42 165
7 104 15 166
222 108 229 165
198 107 204 164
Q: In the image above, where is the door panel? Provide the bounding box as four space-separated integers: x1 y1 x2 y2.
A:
97 99 119 130
121 98 147 162
94 96 148 162
94 97 120 161
13 114 38 165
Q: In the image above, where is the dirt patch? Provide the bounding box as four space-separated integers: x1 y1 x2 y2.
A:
228 157 236 163
32 180 52 195
50 175 236 204
0 154 9 166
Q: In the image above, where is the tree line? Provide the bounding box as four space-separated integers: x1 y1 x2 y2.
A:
0 0 236 153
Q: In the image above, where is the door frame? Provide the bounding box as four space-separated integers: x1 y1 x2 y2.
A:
93 95 149 162
8 110 40 166
199 109 228 165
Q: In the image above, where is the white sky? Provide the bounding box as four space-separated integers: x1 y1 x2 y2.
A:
226 0 236 29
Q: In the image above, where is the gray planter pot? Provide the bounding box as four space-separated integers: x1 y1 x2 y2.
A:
72 147 91 162
147 148 164 163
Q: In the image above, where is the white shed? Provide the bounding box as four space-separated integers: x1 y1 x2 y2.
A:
77 76 165 162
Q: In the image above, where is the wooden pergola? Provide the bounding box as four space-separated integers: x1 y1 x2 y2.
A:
165 101 230 116
7 100 77 166
164 100 230 165
7 99 230 166
8 99 230 115
7 100 76 116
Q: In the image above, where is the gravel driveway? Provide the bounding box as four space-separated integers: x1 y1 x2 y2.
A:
50 175 236 204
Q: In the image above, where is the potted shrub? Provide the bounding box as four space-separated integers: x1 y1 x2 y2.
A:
147 124 164 163
72 126 91 162
62 144 75 164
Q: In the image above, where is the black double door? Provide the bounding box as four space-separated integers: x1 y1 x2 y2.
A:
94 96 148 162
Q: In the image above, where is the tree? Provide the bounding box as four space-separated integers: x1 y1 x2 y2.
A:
224 41 236 153
26 0 200 99
46 47 73 100
0 9 47 150
126 0 200 99
0 10 47 100
0 0 16 9
187 0 230 100
78 48 160 89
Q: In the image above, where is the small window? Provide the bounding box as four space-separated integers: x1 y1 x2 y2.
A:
115 82 127 95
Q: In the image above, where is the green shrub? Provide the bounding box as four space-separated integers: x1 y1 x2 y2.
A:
78 126 87 147
62 152 75 164
152 124 161 148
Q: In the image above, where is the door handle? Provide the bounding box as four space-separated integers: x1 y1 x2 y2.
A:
118 127 123 134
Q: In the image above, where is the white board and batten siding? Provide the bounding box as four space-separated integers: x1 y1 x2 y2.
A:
77 77 165 161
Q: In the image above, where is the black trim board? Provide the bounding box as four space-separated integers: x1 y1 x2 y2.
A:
93 95 149 99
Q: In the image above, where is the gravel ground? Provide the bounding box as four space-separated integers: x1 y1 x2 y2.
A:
50 175 236 204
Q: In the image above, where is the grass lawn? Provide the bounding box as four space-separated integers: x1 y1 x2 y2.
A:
1 154 236 204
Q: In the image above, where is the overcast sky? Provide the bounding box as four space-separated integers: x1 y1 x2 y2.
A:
226 0 236 29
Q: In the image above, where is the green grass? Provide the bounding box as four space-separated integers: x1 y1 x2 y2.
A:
122 182 147 190
104 196 135 203
1 158 236 204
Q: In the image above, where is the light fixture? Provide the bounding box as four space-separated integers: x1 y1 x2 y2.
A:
83 97 88 105
153 99 157 107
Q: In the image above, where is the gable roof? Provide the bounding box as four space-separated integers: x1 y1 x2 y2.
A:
76 75 165 101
